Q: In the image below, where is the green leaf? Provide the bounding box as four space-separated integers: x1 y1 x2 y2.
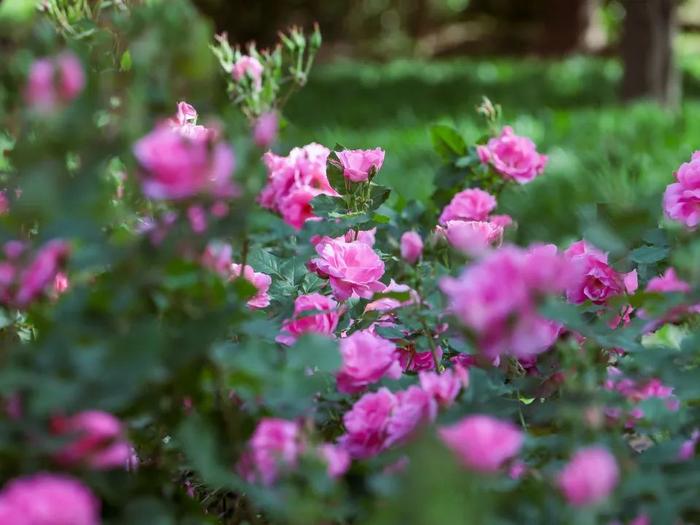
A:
287 334 340 373
368 184 391 212
326 158 347 194
310 194 343 218
430 124 466 160
120 50 133 72
630 245 669 264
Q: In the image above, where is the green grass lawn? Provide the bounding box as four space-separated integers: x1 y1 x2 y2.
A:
285 56 700 244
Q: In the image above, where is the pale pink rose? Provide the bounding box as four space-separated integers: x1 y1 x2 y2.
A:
441 220 503 255
419 365 468 407
167 101 211 141
253 112 278 148
318 444 351 478
232 55 264 90
310 237 385 301
663 151 700 228
364 279 417 313
339 388 397 459
477 126 547 184
336 148 385 182
276 293 339 346
439 415 523 472
385 386 437 447
201 241 233 275
646 267 690 293
400 231 423 264
343 228 376 246
25 52 85 112
52 272 69 299
557 446 619 507
133 123 237 201
565 240 637 304
439 188 497 224
52 410 132 470
337 330 401 394
230 264 271 309
0 473 100 525
247 418 302 485
15 239 70 308
186 204 207 233
490 214 513 228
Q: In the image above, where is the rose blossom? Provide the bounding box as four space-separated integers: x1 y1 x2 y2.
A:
339 388 397 459
230 264 271 309
678 429 700 461
440 220 503 255
397 345 442 372
309 236 385 301
232 55 264 90
253 111 278 148
52 410 132 470
419 365 468 407
439 415 523 472
477 126 548 184
336 330 401 394
247 418 302 485
364 279 417 314
0 473 100 525
557 446 619 507
336 148 385 182
400 231 423 264
25 52 85 113
439 188 497 224
663 151 700 228
15 239 70 308
167 101 211 140
276 293 339 346
201 241 233 275
318 444 351 478
385 386 437 447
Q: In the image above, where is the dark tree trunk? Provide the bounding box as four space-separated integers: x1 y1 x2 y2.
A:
620 0 679 107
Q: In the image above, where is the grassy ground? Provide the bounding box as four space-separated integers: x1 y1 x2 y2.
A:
285 56 700 244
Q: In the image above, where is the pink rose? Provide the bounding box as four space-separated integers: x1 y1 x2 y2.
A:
557 446 619 507
247 418 302 485
385 386 437 447
439 188 497 224
232 55 264 90
663 151 700 228
678 429 700 461
364 279 417 314
439 415 523 472
276 293 339 346
318 444 351 478
52 410 132 470
253 111 278 148
309 236 385 301
201 241 233 275
397 345 442 372
337 330 401 394
15 239 70 308
400 231 423 264
230 264 271 309
0 473 100 525
339 388 397 459
336 148 385 182
25 52 85 113
477 126 547 184
441 220 503 255
419 365 468 407
167 101 211 141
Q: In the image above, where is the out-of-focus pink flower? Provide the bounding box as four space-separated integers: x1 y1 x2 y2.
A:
339 388 397 459
309 236 385 301
230 264 271 309
52 272 69 299
336 148 385 182
440 220 504 255
385 386 437 447
15 239 70 308
52 410 132 470
253 112 278 148
557 446 619 507
364 279 417 314
564 240 637 305
337 330 401 394
397 345 442 372
0 473 100 525
439 415 523 472
318 444 351 478
247 418 302 485
259 143 338 230
276 293 339 346
477 126 547 184
186 205 207 234
0 191 9 215
201 241 233 275
167 101 211 141
419 365 468 407
678 429 700 461
400 231 423 264
647 267 690 293
664 151 700 228
232 55 264 90
440 244 578 359
439 188 497 224
25 52 85 113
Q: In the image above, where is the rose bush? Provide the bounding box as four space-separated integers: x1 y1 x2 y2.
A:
0 2 699 524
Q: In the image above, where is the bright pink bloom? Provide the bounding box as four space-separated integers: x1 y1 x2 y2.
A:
25 52 85 112
15 239 70 308
309 237 385 301
248 418 302 485
253 112 278 148
647 267 690 293
52 410 131 470
52 272 69 298
678 429 700 461
557 446 619 507
441 220 503 255
337 330 401 394
663 151 700 228
276 293 339 346
397 345 442 372
339 388 397 459
565 240 637 304
318 444 351 478
400 231 423 264
477 126 547 184
385 386 437 447
232 55 264 90
230 264 271 309
439 188 497 224
336 148 385 182
167 101 211 141
439 415 523 472
419 365 468 407
0 473 100 525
